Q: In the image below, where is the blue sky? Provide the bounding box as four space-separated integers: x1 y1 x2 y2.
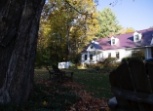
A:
96 0 153 30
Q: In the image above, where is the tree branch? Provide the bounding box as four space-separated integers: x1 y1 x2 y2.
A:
64 0 88 15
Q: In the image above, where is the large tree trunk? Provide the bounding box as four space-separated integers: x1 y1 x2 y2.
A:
0 0 45 104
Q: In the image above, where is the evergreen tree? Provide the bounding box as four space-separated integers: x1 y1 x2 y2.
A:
97 8 122 38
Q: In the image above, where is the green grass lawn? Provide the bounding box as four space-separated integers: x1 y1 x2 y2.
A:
35 68 112 99
73 69 112 99
34 68 50 81
0 68 112 111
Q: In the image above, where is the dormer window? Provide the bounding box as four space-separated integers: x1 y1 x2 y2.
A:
133 32 142 42
111 36 119 46
135 35 139 40
112 39 115 45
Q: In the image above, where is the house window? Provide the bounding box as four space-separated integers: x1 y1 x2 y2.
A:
108 53 111 58
135 34 139 41
116 52 120 59
90 54 93 60
90 46 93 49
84 54 87 60
112 39 115 45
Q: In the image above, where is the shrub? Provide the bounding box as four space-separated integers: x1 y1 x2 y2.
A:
102 58 117 68
131 50 145 60
83 63 102 71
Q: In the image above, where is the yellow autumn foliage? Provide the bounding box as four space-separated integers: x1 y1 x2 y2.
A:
38 0 100 63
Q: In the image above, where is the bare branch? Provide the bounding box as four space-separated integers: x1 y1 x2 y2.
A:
64 0 88 15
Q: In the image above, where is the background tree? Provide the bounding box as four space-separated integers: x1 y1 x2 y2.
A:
118 27 135 34
0 0 45 104
67 0 100 63
97 8 122 38
36 0 100 67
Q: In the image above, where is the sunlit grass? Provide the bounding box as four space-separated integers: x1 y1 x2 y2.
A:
73 69 112 99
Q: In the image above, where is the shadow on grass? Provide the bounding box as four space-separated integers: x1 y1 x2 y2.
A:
28 80 81 111
0 80 109 111
0 68 111 111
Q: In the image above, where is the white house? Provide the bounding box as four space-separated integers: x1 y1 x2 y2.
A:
81 28 153 65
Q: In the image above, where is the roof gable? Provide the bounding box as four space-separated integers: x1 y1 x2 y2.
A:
86 42 102 51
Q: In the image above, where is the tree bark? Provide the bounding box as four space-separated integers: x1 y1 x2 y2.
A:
0 0 45 104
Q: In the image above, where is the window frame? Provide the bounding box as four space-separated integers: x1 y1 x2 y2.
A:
84 54 87 60
112 38 115 45
108 53 111 58
116 52 120 59
90 54 93 60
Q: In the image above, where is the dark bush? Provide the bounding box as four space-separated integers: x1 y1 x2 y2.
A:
131 50 144 60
